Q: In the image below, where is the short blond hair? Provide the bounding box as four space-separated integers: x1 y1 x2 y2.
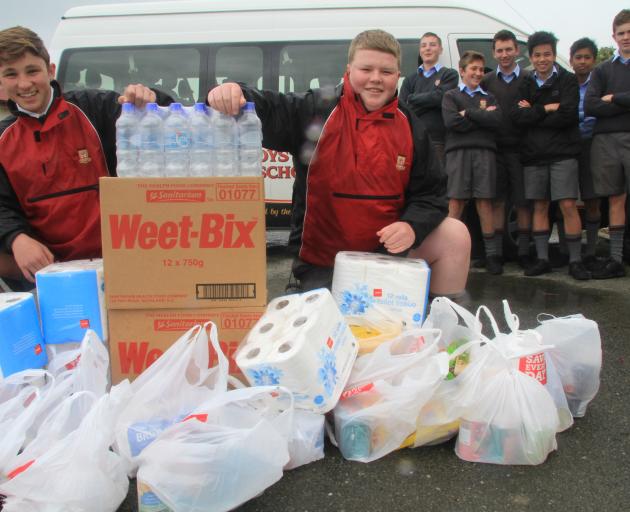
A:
348 29 401 69
0 26 50 66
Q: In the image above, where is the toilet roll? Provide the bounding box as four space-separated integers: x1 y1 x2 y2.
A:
36 259 107 345
332 252 431 329
236 288 358 413
0 292 47 378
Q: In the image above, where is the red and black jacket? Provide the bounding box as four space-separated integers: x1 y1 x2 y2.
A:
0 81 170 261
239 76 447 268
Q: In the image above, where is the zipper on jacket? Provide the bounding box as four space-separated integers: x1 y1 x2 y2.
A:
333 192 401 200
27 183 99 204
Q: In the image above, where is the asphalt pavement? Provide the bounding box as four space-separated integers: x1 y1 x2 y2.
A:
118 242 630 512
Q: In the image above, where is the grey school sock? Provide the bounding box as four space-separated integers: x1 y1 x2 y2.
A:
609 225 625 263
483 232 497 258
494 230 504 258
566 234 582 263
557 218 568 255
584 217 601 257
517 230 531 257
533 230 550 261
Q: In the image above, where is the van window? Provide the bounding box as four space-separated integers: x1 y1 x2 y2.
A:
215 46 264 89
60 47 203 104
456 39 532 72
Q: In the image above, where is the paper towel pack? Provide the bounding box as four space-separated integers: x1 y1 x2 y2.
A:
236 289 358 413
0 292 47 378
36 259 107 345
332 252 431 330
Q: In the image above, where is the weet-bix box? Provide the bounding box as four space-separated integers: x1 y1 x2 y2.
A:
36 259 107 344
0 292 47 377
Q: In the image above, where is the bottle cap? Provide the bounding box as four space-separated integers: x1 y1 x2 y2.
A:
121 102 135 113
169 102 183 112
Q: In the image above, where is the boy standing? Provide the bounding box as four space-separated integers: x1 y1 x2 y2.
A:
570 37 602 270
511 31 590 280
0 26 165 285
481 30 532 270
207 30 471 299
584 9 630 279
399 32 458 165
442 51 502 274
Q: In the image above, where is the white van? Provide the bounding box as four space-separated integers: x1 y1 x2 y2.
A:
50 0 534 230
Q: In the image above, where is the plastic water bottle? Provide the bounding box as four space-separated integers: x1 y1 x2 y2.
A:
163 103 191 176
115 103 139 177
190 103 212 176
138 103 164 177
238 102 262 177
210 108 238 176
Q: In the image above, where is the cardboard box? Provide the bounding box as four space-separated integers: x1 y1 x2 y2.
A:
100 177 267 310
107 306 264 384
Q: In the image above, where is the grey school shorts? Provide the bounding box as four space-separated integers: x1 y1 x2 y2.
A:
523 158 579 201
496 151 527 206
578 138 600 201
590 133 630 197
445 148 496 199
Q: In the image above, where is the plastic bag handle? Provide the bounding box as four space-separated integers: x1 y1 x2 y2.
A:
475 305 502 337
502 300 520 332
203 321 229 392
437 297 482 332
191 384 295 416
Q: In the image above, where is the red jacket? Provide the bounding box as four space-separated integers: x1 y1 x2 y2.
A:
300 76 414 267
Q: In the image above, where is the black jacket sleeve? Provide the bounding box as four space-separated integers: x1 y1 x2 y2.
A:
539 74 579 129
404 68 459 117
0 163 30 253
466 100 502 129
510 78 547 126
399 75 413 104
399 107 448 247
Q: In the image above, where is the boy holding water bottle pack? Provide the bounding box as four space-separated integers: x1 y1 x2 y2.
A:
0 26 170 287
207 29 471 301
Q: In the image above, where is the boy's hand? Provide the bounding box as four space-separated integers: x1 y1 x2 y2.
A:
11 233 54 282
118 84 157 108
544 103 560 112
518 99 531 108
207 83 246 116
377 222 416 254
601 94 613 103
486 105 497 111
459 110 466 117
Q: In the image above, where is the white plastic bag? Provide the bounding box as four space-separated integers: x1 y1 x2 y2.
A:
0 381 132 512
535 314 602 417
333 329 449 462
0 370 54 474
414 298 496 446
114 322 228 473
137 386 292 512
479 302 573 432
285 410 325 470
455 352 560 465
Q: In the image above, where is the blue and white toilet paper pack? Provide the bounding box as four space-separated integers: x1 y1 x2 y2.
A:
0 292 47 378
36 259 107 345
332 251 431 330
235 289 358 413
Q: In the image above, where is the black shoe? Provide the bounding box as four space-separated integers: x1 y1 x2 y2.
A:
517 254 535 269
591 258 626 279
549 250 570 268
568 261 591 280
582 254 600 272
524 259 552 276
485 255 503 275
472 258 486 269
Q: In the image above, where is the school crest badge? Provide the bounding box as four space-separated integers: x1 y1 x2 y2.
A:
434 79 441 87
77 149 92 164
479 99 487 110
396 155 406 171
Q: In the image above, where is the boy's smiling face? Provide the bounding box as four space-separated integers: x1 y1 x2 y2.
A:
347 49 400 112
0 52 55 114
459 59 485 90
530 44 555 78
